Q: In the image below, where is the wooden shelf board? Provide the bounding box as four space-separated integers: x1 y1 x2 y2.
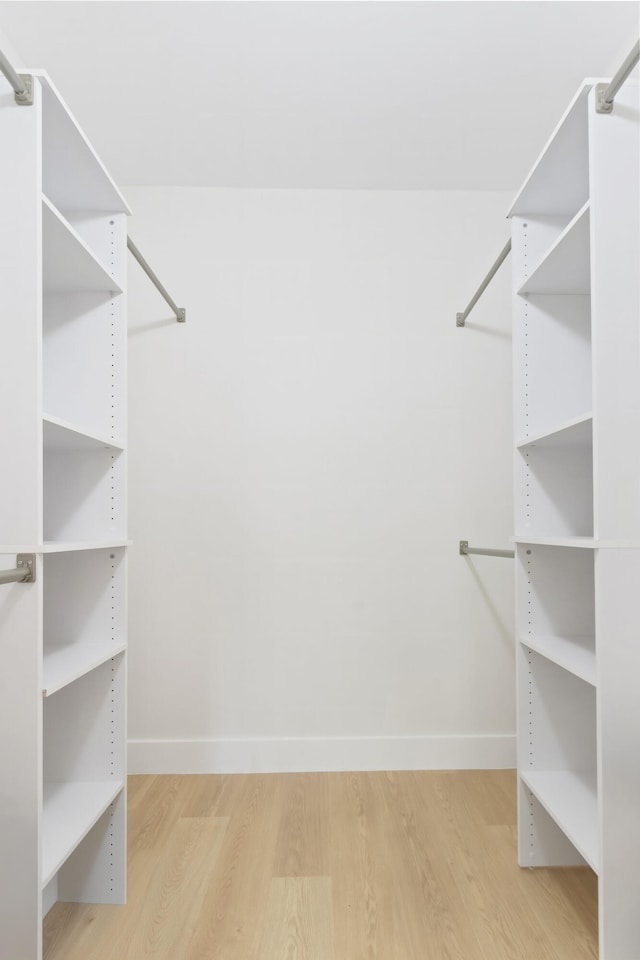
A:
517 201 590 295
516 413 592 450
43 640 127 697
508 82 592 217
43 414 125 452
520 635 596 687
42 779 124 887
35 71 130 215
520 770 598 872
42 196 123 295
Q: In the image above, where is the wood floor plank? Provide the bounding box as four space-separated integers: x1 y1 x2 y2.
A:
177 773 234 819
255 877 334 960
185 773 283 960
330 771 400 960
421 771 596 960
377 770 488 960
43 771 599 960
272 772 329 878
44 817 229 960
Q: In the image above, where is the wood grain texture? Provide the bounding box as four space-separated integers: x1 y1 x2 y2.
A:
255 878 334 960
43 771 598 960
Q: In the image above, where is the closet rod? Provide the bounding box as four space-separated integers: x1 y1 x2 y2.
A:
127 237 186 323
0 555 35 585
459 540 514 559
456 239 511 327
596 39 640 113
0 48 33 105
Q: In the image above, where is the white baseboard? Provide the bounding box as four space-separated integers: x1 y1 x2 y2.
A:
128 734 516 775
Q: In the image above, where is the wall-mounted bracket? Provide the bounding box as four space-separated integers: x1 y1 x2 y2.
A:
594 41 639 115
595 83 614 115
0 49 34 106
456 239 511 328
16 554 36 582
0 554 36 585
127 236 186 324
14 74 34 106
459 540 515 559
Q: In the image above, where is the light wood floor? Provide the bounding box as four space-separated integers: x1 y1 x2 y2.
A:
44 771 598 959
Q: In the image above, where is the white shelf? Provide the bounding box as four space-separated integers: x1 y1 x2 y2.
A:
0 57 129 944
516 413 592 450
520 770 598 872
508 83 591 217
37 72 130 216
42 780 124 887
42 539 131 553
43 641 126 697
514 536 640 549
513 535 596 548
42 196 122 295
517 202 590 295
43 415 124 452
509 77 640 956
0 540 131 554
520 635 596 686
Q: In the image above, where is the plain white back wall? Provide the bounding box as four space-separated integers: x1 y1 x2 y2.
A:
0 23 23 66
126 186 515 774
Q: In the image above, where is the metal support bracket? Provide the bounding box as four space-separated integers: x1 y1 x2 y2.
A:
456 239 511 328
15 74 34 106
459 540 515 559
0 553 36 585
127 236 186 324
0 49 35 106
16 554 36 582
595 83 614 115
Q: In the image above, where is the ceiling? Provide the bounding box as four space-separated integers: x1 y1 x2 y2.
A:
0 1 637 191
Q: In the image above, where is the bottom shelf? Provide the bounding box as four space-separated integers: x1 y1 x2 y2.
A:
42 779 124 887
520 770 598 872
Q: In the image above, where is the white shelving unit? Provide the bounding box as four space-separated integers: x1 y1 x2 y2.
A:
0 71 129 960
509 79 640 959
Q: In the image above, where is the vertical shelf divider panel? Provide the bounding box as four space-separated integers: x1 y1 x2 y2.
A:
589 84 640 543
589 81 640 960
511 78 640 960
596 549 640 959
0 79 44 960
0 70 129 960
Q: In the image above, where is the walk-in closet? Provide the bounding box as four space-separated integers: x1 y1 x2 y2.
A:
0 3 638 958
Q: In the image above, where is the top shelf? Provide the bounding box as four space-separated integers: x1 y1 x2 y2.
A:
508 82 593 218
33 72 130 217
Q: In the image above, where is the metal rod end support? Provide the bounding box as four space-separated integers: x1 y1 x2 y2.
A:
15 74 34 106
595 83 614 114
17 554 36 582
456 313 466 328
459 540 469 555
177 309 186 323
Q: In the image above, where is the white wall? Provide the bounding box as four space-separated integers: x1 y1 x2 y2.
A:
126 187 515 773
0 24 24 68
